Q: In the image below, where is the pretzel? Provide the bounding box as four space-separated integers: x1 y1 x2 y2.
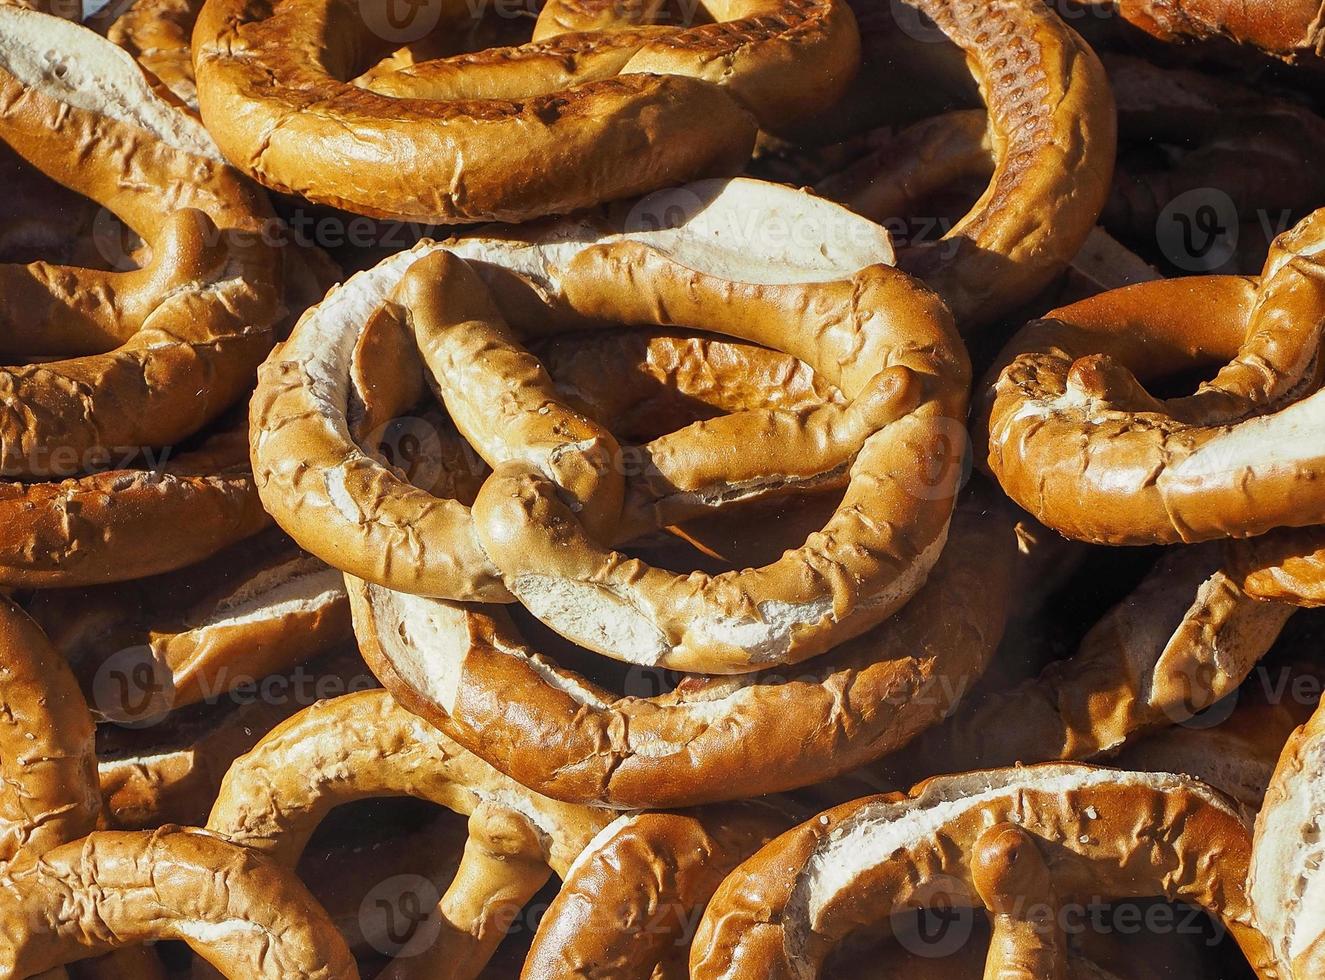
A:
887 542 1294 783
986 206 1325 546
352 490 1012 808
190 0 860 224
97 0 203 107
814 0 1115 327
96 648 372 830
1084 0 1325 67
1227 527 1325 607
0 598 98 872
522 802 798 979
1251 700 1325 980
206 689 611 978
0 416 269 588
0 827 356 978
28 529 350 722
0 8 281 466
1113 659 1321 811
252 177 968 669
1102 53 1325 275
689 763 1281 978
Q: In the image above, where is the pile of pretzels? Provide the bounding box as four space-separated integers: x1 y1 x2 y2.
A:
1 0 1323 976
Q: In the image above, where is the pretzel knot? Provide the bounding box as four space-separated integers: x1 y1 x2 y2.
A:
0 7 283 585
985 206 1325 546
689 764 1284 978
192 0 860 223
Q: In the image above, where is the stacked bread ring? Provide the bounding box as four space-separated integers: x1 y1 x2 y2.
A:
1 0 1323 976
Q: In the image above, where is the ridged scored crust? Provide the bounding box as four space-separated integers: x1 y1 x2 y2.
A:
206 689 611 976
351 494 1013 808
0 8 281 584
0 598 98 872
1251 701 1325 978
191 0 860 222
986 207 1325 545
0 828 357 978
889 542 1294 781
872 0 1116 327
689 764 1282 979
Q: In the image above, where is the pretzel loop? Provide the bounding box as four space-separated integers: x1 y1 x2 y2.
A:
192 0 860 222
986 207 1325 545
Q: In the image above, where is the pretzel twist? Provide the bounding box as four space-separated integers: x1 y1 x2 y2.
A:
0 827 357 979
206 689 611 979
986 207 1325 545
889 543 1294 781
192 0 859 222
689 764 1281 978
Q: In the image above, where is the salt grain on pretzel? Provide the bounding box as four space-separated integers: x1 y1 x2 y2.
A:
0 827 357 979
987 207 1325 545
689 764 1281 978
352 493 1013 808
888 543 1293 781
206 689 611 978
191 0 858 223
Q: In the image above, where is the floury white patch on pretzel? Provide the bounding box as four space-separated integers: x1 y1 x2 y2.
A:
1251 701 1325 979
350 494 1013 809
689 764 1284 979
986 207 1325 546
250 178 903 605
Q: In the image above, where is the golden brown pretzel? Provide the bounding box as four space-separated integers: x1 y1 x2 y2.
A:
0 416 269 588
95 648 372 830
191 0 858 223
1086 0 1325 66
521 803 799 979
1227 526 1325 607
688 764 1281 978
250 178 967 671
1251 699 1325 980
28 529 350 722
1113 659 1321 811
0 9 280 470
0 598 98 872
206 689 611 980
885 542 1294 783
97 0 203 107
986 207 1325 545
0 827 357 979
352 490 1013 808
816 0 1115 328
